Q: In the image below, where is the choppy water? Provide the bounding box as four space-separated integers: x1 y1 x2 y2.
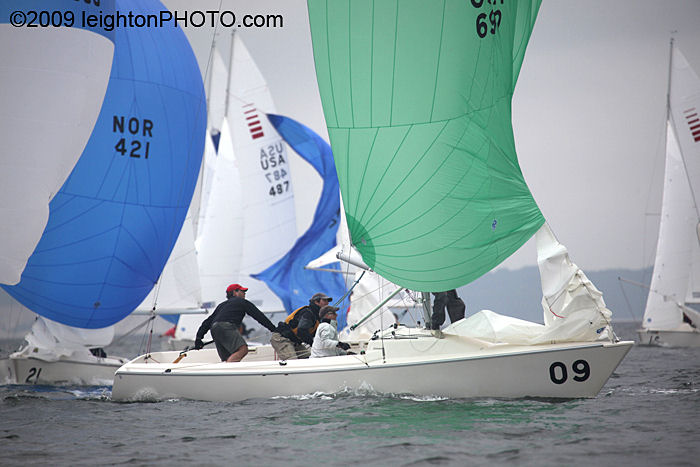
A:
1 322 698 467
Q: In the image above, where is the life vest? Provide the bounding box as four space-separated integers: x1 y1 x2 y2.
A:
284 306 319 336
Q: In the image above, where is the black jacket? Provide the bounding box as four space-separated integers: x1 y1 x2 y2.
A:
196 296 276 341
276 301 321 346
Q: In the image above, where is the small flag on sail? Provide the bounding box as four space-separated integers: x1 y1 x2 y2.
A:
684 108 700 142
243 103 264 140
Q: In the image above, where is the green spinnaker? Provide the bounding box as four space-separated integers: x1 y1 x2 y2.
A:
307 0 545 291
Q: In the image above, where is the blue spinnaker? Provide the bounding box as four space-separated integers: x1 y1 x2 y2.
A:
253 114 348 327
2 0 206 329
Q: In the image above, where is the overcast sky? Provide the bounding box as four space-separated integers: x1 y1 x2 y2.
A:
164 0 700 273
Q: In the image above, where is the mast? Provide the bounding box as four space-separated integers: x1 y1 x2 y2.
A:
421 292 432 328
205 34 215 116
224 30 235 117
665 37 674 122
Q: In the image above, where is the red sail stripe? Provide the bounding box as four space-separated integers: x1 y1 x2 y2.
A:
688 118 700 125
252 132 264 139
249 126 263 133
247 120 261 126
690 123 700 131
684 107 696 114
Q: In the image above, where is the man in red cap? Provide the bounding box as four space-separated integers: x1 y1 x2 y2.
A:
194 283 277 362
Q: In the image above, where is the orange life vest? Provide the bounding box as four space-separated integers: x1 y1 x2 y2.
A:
284 306 319 336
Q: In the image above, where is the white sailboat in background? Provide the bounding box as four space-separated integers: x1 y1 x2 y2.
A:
0 0 207 385
112 1 632 403
638 39 700 347
153 32 299 346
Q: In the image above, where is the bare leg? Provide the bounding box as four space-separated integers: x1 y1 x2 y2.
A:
226 344 248 362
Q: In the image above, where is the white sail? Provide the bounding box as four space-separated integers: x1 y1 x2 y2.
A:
686 238 700 304
137 212 203 315
447 223 612 345
0 27 113 284
643 124 696 330
206 46 229 136
221 33 297 312
642 45 700 332
11 316 114 363
193 50 228 240
169 37 301 339
196 117 244 307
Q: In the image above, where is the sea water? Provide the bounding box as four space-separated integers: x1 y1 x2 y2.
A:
0 322 698 467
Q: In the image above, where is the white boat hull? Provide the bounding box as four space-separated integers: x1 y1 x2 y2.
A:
637 328 700 347
0 355 126 386
112 332 633 402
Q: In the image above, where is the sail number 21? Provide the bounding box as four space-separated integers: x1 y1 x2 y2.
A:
548 360 590 384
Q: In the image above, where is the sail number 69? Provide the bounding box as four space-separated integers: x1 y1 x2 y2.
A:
549 359 590 384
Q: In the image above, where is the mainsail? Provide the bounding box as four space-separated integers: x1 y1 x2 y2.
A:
307 0 545 291
198 33 298 313
643 43 700 331
1 0 207 329
0 0 115 285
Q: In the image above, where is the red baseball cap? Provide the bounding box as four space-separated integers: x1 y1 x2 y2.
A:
226 283 248 293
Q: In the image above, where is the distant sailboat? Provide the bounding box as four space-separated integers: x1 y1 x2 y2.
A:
161 34 300 344
0 0 114 285
113 1 632 403
0 0 206 385
638 39 700 347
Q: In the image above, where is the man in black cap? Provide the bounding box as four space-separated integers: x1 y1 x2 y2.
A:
194 283 277 362
270 292 331 360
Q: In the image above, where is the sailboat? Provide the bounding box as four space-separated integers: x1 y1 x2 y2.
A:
638 39 700 347
157 33 301 346
0 0 207 385
0 0 114 285
112 0 632 402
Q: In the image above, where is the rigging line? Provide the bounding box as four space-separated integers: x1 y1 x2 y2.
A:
111 314 156 348
333 270 366 308
617 278 640 322
618 276 696 314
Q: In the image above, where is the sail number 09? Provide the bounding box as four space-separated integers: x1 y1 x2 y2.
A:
549 359 590 384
